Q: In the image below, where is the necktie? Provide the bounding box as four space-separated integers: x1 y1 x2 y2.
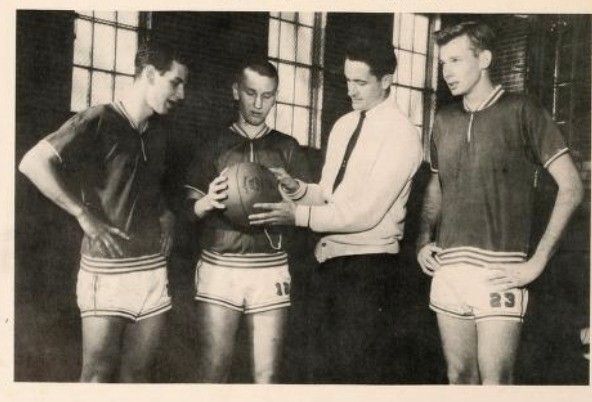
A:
333 111 366 192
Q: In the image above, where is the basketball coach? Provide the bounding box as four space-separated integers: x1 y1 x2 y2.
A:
250 37 423 383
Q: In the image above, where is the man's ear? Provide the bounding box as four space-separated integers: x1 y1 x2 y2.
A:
479 50 493 70
144 65 156 84
380 74 393 90
232 82 240 101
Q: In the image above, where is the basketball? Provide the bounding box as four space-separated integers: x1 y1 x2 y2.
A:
222 162 282 227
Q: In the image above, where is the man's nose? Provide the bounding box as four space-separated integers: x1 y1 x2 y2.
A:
254 95 263 109
347 84 357 97
442 65 452 81
176 84 185 100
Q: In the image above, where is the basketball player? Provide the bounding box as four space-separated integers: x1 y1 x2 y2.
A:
18 44 189 382
184 58 310 383
415 21 583 384
249 38 423 383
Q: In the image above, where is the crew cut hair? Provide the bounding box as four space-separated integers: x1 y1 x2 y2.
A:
434 21 496 55
235 56 279 86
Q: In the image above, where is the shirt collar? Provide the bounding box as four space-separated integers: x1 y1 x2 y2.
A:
463 85 505 112
111 101 149 134
230 122 271 140
362 94 392 119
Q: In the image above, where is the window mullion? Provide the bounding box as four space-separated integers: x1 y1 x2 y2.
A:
268 12 325 147
88 13 95 107
71 11 146 111
112 17 118 101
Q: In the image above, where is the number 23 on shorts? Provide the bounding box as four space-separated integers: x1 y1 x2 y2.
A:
489 291 516 308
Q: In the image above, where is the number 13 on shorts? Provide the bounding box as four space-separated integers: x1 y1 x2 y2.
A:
275 282 290 296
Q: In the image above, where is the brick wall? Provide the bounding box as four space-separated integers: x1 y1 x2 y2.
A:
488 15 530 93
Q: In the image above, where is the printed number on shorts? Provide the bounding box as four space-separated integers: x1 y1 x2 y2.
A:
489 292 515 308
275 282 290 296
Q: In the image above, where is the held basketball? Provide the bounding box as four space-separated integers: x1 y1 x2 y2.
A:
222 162 282 227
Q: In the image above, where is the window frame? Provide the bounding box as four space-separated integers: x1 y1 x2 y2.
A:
70 11 152 112
267 12 326 149
391 13 441 156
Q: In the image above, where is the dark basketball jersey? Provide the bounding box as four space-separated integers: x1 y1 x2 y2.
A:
43 103 169 258
185 124 310 254
430 89 568 267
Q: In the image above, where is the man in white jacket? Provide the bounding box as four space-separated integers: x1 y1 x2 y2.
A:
250 37 422 383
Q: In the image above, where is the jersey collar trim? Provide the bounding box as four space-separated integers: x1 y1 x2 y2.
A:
463 85 505 113
230 122 271 140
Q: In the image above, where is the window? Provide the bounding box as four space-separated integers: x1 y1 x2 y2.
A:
70 11 151 112
267 12 326 148
549 15 590 166
391 13 441 150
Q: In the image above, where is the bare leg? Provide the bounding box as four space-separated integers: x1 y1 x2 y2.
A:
118 313 167 382
436 313 480 384
195 302 242 382
245 308 289 383
80 316 127 382
476 320 522 384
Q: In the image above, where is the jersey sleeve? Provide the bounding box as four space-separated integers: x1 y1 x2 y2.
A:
42 108 101 171
522 97 569 169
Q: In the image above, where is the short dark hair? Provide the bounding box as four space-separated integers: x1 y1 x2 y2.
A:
134 42 191 78
434 21 496 55
344 37 397 78
235 56 279 86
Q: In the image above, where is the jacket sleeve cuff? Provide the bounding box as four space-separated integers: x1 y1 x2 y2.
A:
295 205 311 228
280 180 308 201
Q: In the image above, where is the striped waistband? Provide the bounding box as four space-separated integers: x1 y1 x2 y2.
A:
435 246 526 268
80 253 166 274
201 250 288 268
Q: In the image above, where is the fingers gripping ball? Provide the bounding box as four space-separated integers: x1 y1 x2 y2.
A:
222 162 282 227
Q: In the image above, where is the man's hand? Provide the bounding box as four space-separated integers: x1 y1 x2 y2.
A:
269 167 300 193
159 209 175 257
193 169 229 219
249 202 296 226
417 242 442 276
77 209 130 258
485 258 546 291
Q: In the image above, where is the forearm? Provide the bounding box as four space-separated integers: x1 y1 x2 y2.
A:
305 158 418 233
299 198 374 232
19 143 85 218
531 175 583 265
184 186 206 220
416 173 442 252
301 138 421 232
